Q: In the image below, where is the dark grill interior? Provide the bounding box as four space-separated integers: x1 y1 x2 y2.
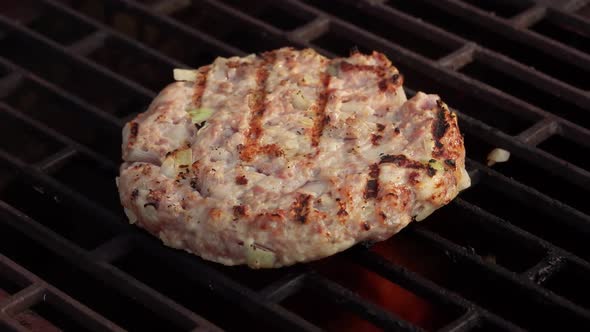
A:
1 0 590 331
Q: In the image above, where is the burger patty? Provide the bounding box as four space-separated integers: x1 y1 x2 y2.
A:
117 47 470 268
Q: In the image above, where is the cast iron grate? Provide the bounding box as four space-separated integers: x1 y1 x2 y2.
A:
1 0 590 331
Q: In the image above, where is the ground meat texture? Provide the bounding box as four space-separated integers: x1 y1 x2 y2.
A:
117 47 470 268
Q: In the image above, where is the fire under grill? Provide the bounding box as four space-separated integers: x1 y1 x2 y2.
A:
0 0 590 331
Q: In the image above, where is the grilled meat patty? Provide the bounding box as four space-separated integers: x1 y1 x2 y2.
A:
117 47 470 268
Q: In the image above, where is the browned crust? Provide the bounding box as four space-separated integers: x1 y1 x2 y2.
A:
378 73 404 93
380 154 438 177
233 205 248 219
364 163 381 199
291 193 312 224
240 52 277 162
431 99 464 166
311 72 332 147
192 65 211 107
235 175 248 185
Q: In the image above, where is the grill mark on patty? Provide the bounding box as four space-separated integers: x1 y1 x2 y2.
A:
340 61 382 74
311 71 332 147
240 52 277 162
192 65 211 107
129 122 139 139
380 154 437 177
235 175 248 185
378 73 404 93
365 163 380 199
233 205 247 219
292 193 312 224
433 99 450 157
371 134 383 145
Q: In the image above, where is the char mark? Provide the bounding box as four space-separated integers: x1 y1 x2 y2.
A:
433 99 450 154
293 194 312 224
445 159 456 168
129 122 139 139
380 154 423 169
233 205 247 219
192 65 211 107
365 163 380 199
380 154 436 177
378 73 403 92
365 180 379 199
311 71 332 147
240 52 276 162
235 175 248 185
371 134 383 145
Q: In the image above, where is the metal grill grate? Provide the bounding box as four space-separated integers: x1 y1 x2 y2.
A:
1 0 590 330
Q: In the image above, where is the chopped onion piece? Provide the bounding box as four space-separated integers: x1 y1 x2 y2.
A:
246 242 276 268
428 159 444 172
187 107 214 124
175 148 192 167
299 117 314 128
292 90 310 110
161 148 192 178
415 204 436 222
173 68 197 81
123 207 137 224
327 63 339 77
161 156 176 178
487 148 510 166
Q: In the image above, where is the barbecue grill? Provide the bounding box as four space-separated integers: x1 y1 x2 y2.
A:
1 0 590 331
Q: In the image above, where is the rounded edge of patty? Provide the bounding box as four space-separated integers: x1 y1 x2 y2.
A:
117 48 470 268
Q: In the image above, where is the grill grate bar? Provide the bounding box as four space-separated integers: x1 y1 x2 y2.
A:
413 226 590 324
0 255 126 332
0 57 123 129
259 271 308 302
0 150 125 232
470 161 590 240
0 202 220 331
307 273 424 331
42 0 187 68
524 252 568 284
437 311 480 332
305 0 590 126
112 0 245 57
0 0 589 329
0 73 23 99
332 0 465 49
90 234 138 263
349 247 524 331
0 284 45 314
509 5 547 28
35 148 77 173
150 0 192 16
459 111 590 191
547 6 590 34
134 236 325 331
288 16 330 43
516 118 559 146
437 42 477 70
203 0 286 37
98 263 219 331
0 15 157 99
0 316 28 332
424 0 590 70
67 30 109 56
0 102 118 172
475 48 590 113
